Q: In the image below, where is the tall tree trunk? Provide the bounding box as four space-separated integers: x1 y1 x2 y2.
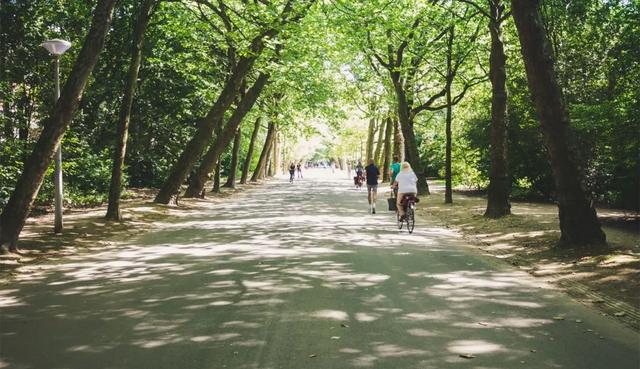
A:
382 116 393 182
373 117 386 165
393 117 404 162
240 117 261 184
0 0 118 252
511 0 606 246
250 122 275 182
1 99 13 141
365 117 376 161
106 0 155 221
444 27 454 204
485 2 511 218
223 127 242 188
444 97 453 204
265 139 274 177
392 77 430 194
269 128 278 177
17 89 31 141
154 30 277 204
212 160 221 193
183 73 269 197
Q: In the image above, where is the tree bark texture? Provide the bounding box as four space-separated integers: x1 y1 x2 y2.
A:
444 27 454 204
445 99 453 204
393 117 404 162
511 0 606 246
265 139 274 177
212 161 221 193
0 0 118 252
223 127 242 188
240 117 261 184
250 122 275 182
373 117 386 165
183 73 269 197
382 116 393 182
106 0 155 221
267 129 280 177
485 1 512 218
366 117 376 161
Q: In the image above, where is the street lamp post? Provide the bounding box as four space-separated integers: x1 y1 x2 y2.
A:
41 39 71 234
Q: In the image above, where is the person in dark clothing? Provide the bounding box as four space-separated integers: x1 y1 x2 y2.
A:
354 161 364 189
289 163 295 183
364 159 380 213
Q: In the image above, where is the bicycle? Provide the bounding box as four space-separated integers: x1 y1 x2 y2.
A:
396 194 417 234
354 173 364 189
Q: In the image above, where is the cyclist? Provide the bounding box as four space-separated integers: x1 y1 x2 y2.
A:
365 159 380 214
289 163 296 183
396 161 418 219
354 161 364 188
389 155 401 197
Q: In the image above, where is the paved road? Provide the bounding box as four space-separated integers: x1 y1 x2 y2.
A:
1 170 638 369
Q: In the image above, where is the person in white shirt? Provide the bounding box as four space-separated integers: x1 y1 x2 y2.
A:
395 162 418 217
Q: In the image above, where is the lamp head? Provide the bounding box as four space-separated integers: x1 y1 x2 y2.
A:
41 39 72 55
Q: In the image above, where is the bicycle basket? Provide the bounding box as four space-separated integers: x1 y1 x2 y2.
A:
388 197 397 211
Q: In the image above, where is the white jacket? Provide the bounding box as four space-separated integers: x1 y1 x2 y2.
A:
396 171 418 193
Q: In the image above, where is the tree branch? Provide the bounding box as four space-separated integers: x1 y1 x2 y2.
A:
457 0 490 19
411 87 447 114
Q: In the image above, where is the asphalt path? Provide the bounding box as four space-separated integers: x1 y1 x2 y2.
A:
1 169 638 369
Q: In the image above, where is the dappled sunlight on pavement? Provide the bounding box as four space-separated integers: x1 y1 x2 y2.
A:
0 169 638 368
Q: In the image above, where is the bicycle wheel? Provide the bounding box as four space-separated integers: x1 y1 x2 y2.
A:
405 207 415 234
397 211 403 229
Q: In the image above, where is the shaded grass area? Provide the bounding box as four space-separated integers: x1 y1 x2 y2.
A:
419 180 640 318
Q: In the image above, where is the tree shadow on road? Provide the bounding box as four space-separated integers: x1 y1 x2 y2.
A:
0 177 637 369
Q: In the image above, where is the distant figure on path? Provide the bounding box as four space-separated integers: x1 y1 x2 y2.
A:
347 162 352 178
355 161 363 177
289 163 296 183
396 162 418 219
354 161 364 189
296 163 303 179
365 159 380 214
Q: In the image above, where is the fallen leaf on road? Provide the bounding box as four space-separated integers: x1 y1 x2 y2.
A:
575 319 583 323
340 323 349 328
459 354 475 359
309 354 317 358
330 336 340 340
591 299 605 304
614 312 626 317
477 322 490 326
530 349 537 353
552 316 565 320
